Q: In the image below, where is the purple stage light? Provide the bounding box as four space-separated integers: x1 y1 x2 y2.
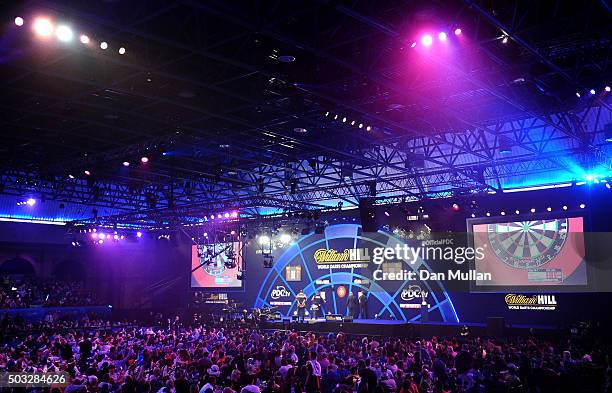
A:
421 34 433 47
438 32 447 41
91 233 98 239
231 211 238 218
98 239 104 244
98 233 106 240
113 234 119 240
224 212 230 218
136 231 142 238
410 42 417 48
454 28 462 36
589 89 596 95
217 214 222 219
26 198 36 206
605 86 611 92
210 215 215 219
123 161 130 167
141 156 149 163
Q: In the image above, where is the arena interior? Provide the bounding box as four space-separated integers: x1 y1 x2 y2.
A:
0 1 611 392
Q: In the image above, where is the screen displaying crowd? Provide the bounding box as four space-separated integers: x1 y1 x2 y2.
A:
0 319 609 393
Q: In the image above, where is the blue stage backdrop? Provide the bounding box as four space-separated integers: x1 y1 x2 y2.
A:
253 224 459 323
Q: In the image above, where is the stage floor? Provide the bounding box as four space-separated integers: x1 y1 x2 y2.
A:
262 318 557 337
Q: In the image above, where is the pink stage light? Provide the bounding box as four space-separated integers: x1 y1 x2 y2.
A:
136 231 143 238
438 32 447 41
33 18 53 37
113 234 119 240
98 233 106 240
224 212 230 218
454 28 462 36
410 42 417 48
231 211 238 218
217 214 222 219
210 214 215 219
141 156 149 163
91 233 98 239
421 34 433 47
98 239 104 244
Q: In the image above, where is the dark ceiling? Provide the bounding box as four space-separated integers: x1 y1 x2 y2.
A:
0 0 610 227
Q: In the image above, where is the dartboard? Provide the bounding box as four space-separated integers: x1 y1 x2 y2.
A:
487 219 568 269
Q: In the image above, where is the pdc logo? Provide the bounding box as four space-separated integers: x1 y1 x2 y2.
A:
401 286 429 302
271 285 291 300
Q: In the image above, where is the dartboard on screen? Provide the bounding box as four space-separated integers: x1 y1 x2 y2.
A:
487 219 568 269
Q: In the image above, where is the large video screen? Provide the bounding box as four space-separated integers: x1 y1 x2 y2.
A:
471 216 587 288
191 243 242 288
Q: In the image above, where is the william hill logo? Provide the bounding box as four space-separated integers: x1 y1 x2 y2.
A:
313 248 370 264
505 294 557 311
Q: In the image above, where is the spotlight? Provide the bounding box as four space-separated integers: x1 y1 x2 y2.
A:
515 210 520 214
384 211 390 217
325 111 329 116
501 36 509 44
576 92 581 98
366 126 372 131
607 183 611 189
606 86 611 92
26 198 36 206
91 233 98 239
333 114 338 120
210 215 215 220
530 208 535 213
100 41 108 50
33 18 53 37
14 17 24 27
500 211 506 216
84 170 91 176
486 212 491 217
230 230 236 236
562 205 568 210
438 32 447 41
217 214 222 219
342 117 347 122
258 235 270 245
224 212 230 218
136 231 142 238
204 233 208 237
451 203 460 212
113 234 119 240
579 203 586 209
99 233 106 240
141 156 149 163
98 239 104 244
118 47 126 55
589 89 596 95
454 28 462 35
68 174 75 179
122 161 130 167
55 25 73 42
231 211 238 218
410 42 417 48
350 120 355 126
80 34 89 44
279 233 292 244
421 34 433 46
358 123 363 129
470 213 475 218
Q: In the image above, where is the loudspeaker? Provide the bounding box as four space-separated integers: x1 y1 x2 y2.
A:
359 198 378 232
486 317 505 337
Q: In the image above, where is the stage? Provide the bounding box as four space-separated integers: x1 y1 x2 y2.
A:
261 318 558 338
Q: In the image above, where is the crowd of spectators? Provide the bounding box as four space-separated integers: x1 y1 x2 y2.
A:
0 277 99 308
0 319 609 393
